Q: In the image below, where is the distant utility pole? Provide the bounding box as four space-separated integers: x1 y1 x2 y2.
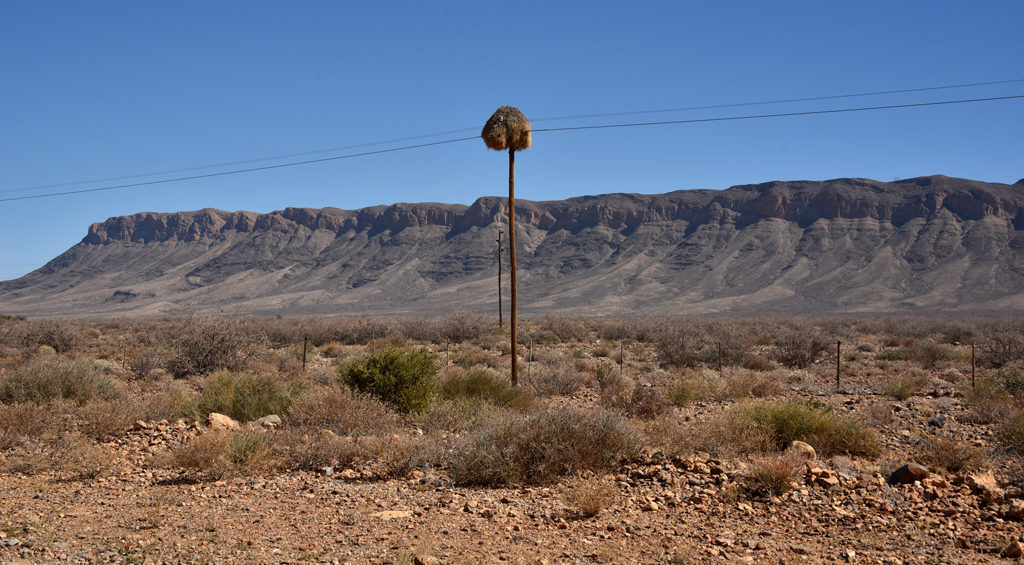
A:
497 229 504 328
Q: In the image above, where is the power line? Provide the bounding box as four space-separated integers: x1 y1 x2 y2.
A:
0 136 478 203
531 94 1024 133
5 77 1021 196
1 128 480 195
2 93 1022 203
531 78 1024 121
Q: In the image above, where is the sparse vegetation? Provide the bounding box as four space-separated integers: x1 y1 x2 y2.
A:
450 407 639 486
746 451 805 496
0 357 124 405
193 369 307 422
738 400 882 457
3 314 1024 563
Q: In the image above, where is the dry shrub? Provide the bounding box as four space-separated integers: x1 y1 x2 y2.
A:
883 372 930 400
540 316 590 343
273 428 366 471
656 324 707 368
0 402 61 449
746 451 805 496
725 369 782 399
137 378 199 422
439 311 490 344
997 409 1024 454
165 429 276 478
857 401 894 429
909 339 953 369
561 476 619 517
51 431 116 480
415 399 497 434
0 357 125 405
165 316 264 378
523 355 589 397
372 433 445 478
452 345 501 369
450 407 640 486
738 400 882 457
667 370 718 406
917 436 989 474
75 398 139 440
643 412 772 459
980 327 1024 368
600 377 669 420
11 319 81 353
963 377 1017 424
773 327 830 368
438 366 535 410
287 385 399 436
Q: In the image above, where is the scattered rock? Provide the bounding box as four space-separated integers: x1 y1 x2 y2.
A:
788 441 816 462
207 412 240 431
1002 541 1024 558
372 510 414 520
414 555 441 565
790 544 812 555
926 413 947 427
965 473 1004 505
1000 499 1024 521
887 464 929 485
255 414 282 428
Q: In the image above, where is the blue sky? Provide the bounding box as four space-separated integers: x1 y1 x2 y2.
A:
1 1 1022 281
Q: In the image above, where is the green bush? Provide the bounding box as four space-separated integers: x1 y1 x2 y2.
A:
738 400 881 457
0 357 124 405
343 346 439 414
449 407 640 486
194 370 306 422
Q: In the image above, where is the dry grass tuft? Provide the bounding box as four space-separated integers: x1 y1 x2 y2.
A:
745 451 806 496
560 475 619 518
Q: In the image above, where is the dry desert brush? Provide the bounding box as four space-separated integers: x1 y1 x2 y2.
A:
450 406 639 486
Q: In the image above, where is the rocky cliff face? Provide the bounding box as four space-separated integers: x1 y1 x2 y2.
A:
2 175 1023 317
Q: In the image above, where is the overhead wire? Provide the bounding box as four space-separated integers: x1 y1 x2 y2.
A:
1 93 1023 203
0 136 478 203
531 94 1024 133
531 78 1024 121
4 77 1022 196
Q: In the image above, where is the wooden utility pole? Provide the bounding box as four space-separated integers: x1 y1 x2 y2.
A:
481 105 530 387
509 148 519 386
497 229 503 328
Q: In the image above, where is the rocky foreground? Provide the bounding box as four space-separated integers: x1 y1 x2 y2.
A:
3 386 1024 564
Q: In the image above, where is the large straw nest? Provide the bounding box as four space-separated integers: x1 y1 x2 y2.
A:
482 106 532 151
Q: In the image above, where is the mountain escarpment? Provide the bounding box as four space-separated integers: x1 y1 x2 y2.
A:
2 175 1023 317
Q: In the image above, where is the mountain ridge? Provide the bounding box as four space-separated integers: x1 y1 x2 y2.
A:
3 175 1023 317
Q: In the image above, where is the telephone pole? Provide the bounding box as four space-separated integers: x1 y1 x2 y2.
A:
497 229 503 328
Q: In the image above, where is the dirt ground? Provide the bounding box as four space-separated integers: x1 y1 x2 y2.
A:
2 319 1023 564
